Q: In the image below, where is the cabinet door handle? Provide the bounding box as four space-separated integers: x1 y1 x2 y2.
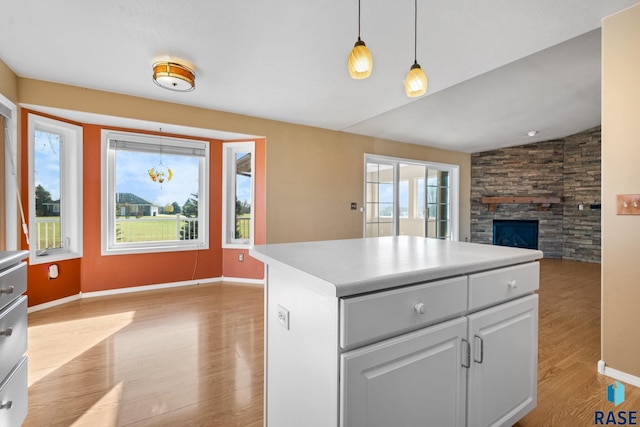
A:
414 303 427 315
461 338 471 368
0 401 13 410
508 280 518 289
474 335 484 363
0 285 15 295
0 327 13 337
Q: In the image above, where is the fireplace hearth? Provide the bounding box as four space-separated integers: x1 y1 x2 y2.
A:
493 220 539 250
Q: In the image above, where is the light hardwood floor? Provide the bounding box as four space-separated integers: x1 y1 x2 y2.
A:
23 260 640 426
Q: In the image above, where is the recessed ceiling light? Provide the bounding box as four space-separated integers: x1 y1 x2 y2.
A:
527 131 538 137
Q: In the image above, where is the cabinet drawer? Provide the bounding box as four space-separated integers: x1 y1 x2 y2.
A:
0 296 27 385
340 276 467 349
468 262 539 311
0 263 26 312
0 356 28 427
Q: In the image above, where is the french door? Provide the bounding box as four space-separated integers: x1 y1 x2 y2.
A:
364 155 458 240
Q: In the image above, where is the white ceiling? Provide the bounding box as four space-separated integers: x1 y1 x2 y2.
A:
1 0 638 153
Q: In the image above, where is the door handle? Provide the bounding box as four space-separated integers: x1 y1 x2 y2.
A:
474 335 484 363
461 338 471 368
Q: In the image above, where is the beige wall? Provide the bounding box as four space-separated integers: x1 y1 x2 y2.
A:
16 78 471 244
601 3 640 377
0 59 18 103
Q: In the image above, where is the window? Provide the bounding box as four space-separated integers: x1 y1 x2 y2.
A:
28 114 83 264
222 142 254 247
102 131 209 255
364 154 458 240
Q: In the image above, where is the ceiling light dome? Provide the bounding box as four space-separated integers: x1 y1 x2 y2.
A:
152 61 195 92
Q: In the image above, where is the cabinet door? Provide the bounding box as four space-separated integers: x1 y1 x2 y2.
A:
341 317 467 427
467 294 538 427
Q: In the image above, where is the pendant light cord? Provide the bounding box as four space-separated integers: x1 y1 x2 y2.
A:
413 0 418 63
358 0 362 41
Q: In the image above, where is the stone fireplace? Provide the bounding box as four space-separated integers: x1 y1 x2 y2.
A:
470 127 601 262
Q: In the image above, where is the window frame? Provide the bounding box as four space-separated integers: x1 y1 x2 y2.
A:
222 141 255 249
1 95 18 250
101 130 210 255
28 113 83 264
363 154 459 241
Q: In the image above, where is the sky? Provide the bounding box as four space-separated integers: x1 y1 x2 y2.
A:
34 130 252 210
115 150 199 208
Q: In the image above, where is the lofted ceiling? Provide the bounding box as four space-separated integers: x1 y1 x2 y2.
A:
1 0 638 153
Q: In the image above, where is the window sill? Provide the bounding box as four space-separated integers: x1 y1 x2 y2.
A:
102 242 209 256
30 250 82 265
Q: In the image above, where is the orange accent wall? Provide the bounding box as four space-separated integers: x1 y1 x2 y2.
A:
21 109 83 305
22 110 265 306
79 124 224 293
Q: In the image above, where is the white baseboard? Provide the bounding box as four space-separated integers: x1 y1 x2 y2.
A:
598 360 640 388
27 276 264 313
81 277 222 299
221 277 265 286
28 294 82 313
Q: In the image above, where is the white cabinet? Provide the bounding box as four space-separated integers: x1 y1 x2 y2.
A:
0 252 28 427
251 237 542 427
467 294 538 427
340 294 538 427
341 317 467 427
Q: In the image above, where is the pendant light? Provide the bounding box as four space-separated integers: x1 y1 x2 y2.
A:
348 0 373 79
404 0 427 97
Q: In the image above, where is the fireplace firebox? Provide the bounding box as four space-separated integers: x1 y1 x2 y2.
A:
493 220 539 250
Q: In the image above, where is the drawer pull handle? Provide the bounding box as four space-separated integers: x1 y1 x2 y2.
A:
0 401 12 410
508 280 518 289
0 285 15 295
0 327 13 337
414 303 427 315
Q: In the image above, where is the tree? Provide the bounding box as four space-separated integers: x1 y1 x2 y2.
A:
171 201 181 215
164 204 174 214
35 185 54 217
180 193 198 240
182 193 198 218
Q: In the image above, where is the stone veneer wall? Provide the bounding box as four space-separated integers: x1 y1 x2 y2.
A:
470 127 601 262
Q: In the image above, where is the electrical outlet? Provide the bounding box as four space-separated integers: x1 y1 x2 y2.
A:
276 305 290 330
238 253 244 262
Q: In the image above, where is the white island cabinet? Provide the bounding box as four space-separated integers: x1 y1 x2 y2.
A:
250 236 542 427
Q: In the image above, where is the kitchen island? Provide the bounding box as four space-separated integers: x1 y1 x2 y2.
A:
250 236 543 427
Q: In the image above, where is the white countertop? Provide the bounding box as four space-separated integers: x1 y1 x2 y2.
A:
250 236 543 297
0 250 29 271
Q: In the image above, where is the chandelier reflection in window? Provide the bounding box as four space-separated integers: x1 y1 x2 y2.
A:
148 129 173 186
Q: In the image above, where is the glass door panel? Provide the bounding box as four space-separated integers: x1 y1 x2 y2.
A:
365 162 394 237
399 163 427 237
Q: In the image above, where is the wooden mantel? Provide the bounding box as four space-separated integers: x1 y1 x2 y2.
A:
481 196 562 212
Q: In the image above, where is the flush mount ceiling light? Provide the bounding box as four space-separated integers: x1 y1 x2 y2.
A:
152 61 195 92
348 0 373 79
528 130 538 137
404 0 427 97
